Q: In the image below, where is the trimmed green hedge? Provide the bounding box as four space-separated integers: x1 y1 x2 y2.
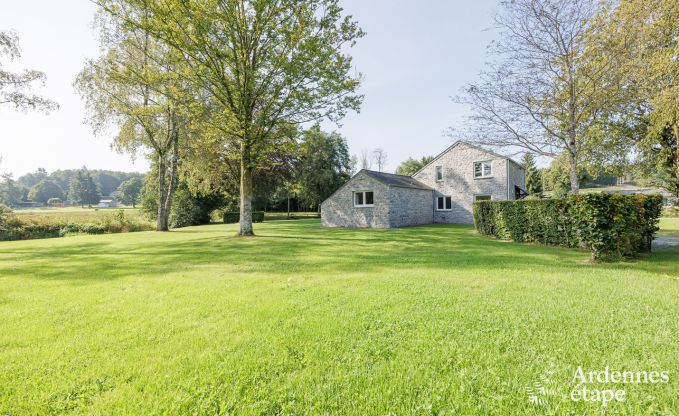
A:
223 211 265 224
473 194 663 260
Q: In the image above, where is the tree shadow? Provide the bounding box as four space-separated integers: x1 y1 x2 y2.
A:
1 221 677 284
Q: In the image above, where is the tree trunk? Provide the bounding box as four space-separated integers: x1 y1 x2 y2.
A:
156 152 169 231
238 142 255 236
568 142 579 195
161 128 179 228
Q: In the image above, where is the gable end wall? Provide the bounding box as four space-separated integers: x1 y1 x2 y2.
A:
413 142 513 224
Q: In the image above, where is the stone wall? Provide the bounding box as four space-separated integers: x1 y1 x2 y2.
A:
413 142 514 224
321 171 391 228
388 186 433 228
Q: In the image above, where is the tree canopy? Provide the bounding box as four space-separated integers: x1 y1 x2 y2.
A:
28 180 65 204
394 156 434 177
94 0 364 235
0 31 58 112
69 169 101 207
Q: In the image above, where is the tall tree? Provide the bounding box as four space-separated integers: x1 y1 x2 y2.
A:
395 156 434 176
454 0 622 194
297 126 352 211
69 169 101 207
372 148 388 172
97 0 364 236
117 177 143 207
0 173 24 206
593 0 678 196
76 5 187 230
521 153 543 196
0 31 58 112
17 168 48 189
28 179 65 204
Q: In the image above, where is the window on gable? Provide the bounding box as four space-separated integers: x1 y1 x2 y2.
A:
435 166 443 181
353 191 374 207
474 161 492 178
436 196 452 211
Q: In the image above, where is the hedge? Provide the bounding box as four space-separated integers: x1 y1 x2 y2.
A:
223 211 265 224
473 193 663 261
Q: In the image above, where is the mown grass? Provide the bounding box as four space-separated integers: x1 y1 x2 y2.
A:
0 220 677 415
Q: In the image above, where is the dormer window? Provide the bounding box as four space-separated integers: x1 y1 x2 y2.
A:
474 161 492 178
435 166 443 181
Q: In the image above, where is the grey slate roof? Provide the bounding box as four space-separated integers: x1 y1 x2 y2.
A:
361 170 433 190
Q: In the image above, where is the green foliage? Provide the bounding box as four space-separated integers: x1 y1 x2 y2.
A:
0 173 25 206
223 211 264 224
18 169 144 199
297 126 353 210
394 156 434 176
141 176 225 228
28 179 65 204
169 184 224 228
473 194 663 260
0 31 58 113
521 153 542 196
0 204 11 225
542 156 592 198
69 169 101 207
117 177 143 207
96 0 364 235
592 0 679 196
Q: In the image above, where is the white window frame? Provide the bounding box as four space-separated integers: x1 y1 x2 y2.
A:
353 190 374 207
436 195 452 211
473 161 493 178
435 166 443 182
474 194 492 202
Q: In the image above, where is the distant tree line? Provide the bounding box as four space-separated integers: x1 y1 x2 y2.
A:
0 167 145 207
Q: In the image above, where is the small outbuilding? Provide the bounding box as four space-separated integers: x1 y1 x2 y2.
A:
98 199 117 208
321 170 434 228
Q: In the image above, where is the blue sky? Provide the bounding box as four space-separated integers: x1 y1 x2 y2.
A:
0 0 498 177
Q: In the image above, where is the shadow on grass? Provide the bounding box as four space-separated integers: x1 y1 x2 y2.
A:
1 220 677 283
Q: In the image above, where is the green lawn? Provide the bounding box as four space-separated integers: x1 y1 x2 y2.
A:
658 217 679 238
0 220 677 415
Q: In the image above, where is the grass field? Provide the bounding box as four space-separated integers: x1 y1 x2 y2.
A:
12 207 147 222
658 218 679 238
0 220 677 415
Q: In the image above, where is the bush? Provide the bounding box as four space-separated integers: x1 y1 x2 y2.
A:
473 194 663 261
223 211 265 224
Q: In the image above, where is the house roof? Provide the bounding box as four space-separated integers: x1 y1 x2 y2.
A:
412 140 524 177
361 169 433 190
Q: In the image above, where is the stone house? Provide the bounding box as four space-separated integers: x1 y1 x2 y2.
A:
321 141 526 228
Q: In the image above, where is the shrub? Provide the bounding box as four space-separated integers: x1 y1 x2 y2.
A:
223 211 265 224
473 194 663 261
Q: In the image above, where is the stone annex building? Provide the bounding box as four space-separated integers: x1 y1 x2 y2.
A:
321 141 526 228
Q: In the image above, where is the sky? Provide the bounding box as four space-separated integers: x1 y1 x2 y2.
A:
0 0 498 178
